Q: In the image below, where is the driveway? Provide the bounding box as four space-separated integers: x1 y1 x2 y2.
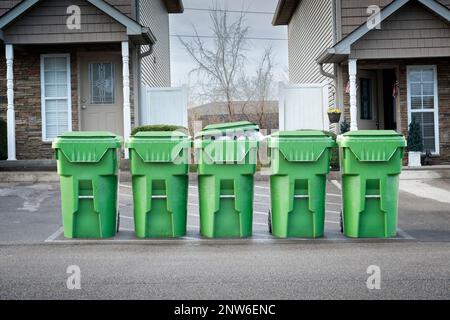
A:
0 179 449 299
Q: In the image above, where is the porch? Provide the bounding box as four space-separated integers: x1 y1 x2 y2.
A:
338 58 449 163
2 42 136 160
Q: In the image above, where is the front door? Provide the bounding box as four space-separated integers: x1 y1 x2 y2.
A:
358 70 378 130
79 53 123 135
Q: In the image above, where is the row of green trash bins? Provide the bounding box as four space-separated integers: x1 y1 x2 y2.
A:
53 121 406 240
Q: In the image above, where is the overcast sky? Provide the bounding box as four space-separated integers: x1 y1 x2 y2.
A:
169 0 288 105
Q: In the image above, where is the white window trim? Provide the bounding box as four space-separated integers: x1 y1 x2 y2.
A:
40 53 72 142
407 65 440 155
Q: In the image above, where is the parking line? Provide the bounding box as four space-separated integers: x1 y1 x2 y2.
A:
326 220 340 225
255 193 270 198
397 228 415 240
120 215 133 220
255 186 270 190
331 180 342 190
45 226 64 242
120 184 132 189
326 210 341 214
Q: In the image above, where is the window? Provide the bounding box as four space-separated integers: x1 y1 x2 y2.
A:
407 66 439 153
360 78 373 120
41 54 72 141
89 62 115 104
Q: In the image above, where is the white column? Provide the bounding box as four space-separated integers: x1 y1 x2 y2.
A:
6 44 16 160
348 59 358 131
122 41 131 159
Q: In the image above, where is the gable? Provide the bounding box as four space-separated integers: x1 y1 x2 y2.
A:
351 1 450 59
2 0 129 44
341 0 450 37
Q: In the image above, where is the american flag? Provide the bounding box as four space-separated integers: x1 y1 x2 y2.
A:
392 80 399 98
345 80 359 94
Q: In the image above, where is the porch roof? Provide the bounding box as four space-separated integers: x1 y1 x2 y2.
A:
0 0 156 45
317 0 450 64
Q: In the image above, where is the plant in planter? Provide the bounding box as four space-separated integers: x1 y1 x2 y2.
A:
407 121 423 167
327 108 342 124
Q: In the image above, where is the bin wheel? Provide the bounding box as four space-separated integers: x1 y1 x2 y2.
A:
117 211 120 233
340 210 343 233
268 210 272 234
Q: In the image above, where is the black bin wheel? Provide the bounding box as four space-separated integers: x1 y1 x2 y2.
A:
268 210 272 234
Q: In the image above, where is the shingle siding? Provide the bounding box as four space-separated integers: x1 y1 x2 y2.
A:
288 0 334 84
2 0 128 44
350 2 450 59
340 0 450 38
138 0 171 87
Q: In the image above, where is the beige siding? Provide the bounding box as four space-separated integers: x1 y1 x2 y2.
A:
351 2 450 59
341 0 450 37
288 0 334 84
138 0 170 87
3 0 128 44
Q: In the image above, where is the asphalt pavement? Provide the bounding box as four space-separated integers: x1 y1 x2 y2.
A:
0 179 449 299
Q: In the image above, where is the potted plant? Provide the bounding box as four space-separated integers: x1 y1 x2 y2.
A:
327 108 342 124
407 122 423 167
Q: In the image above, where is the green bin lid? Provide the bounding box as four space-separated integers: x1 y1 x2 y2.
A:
269 130 336 162
52 131 122 163
126 131 191 163
342 130 403 138
196 121 260 139
337 130 406 162
271 130 331 138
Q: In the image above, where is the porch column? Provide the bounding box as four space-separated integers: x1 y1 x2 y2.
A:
122 41 131 159
348 59 358 131
6 44 16 160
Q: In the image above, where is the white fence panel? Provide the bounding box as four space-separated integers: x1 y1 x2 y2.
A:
140 86 188 127
278 82 329 131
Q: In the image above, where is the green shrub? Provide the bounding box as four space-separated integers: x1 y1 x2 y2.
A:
340 119 350 134
131 124 188 136
407 122 423 152
0 118 6 160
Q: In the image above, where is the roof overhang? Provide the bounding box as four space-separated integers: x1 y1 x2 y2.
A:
272 0 300 26
317 0 450 64
0 0 156 45
162 0 184 14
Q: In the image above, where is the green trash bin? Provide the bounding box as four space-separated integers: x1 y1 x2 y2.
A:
194 121 260 238
126 131 191 238
337 131 407 238
268 131 337 238
52 132 122 239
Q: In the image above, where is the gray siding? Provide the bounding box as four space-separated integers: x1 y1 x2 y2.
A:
351 1 450 59
138 0 170 87
104 0 134 18
340 0 450 38
0 0 22 17
3 0 128 44
288 0 334 84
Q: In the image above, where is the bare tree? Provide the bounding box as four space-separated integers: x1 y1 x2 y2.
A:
178 6 249 119
237 46 276 128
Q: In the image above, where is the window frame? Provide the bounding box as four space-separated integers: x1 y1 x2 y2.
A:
40 53 72 142
407 65 440 155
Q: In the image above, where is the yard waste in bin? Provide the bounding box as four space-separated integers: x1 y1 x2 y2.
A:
52 132 121 239
337 131 407 238
268 131 337 238
195 121 261 238
126 131 191 238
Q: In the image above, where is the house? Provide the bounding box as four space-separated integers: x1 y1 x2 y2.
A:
273 0 450 164
188 101 279 133
0 0 183 160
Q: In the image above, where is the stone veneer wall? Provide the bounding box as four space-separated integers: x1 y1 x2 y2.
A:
0 44 135 159
341 58 450 164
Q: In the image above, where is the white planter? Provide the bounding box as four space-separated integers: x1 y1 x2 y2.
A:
408 151 422 167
